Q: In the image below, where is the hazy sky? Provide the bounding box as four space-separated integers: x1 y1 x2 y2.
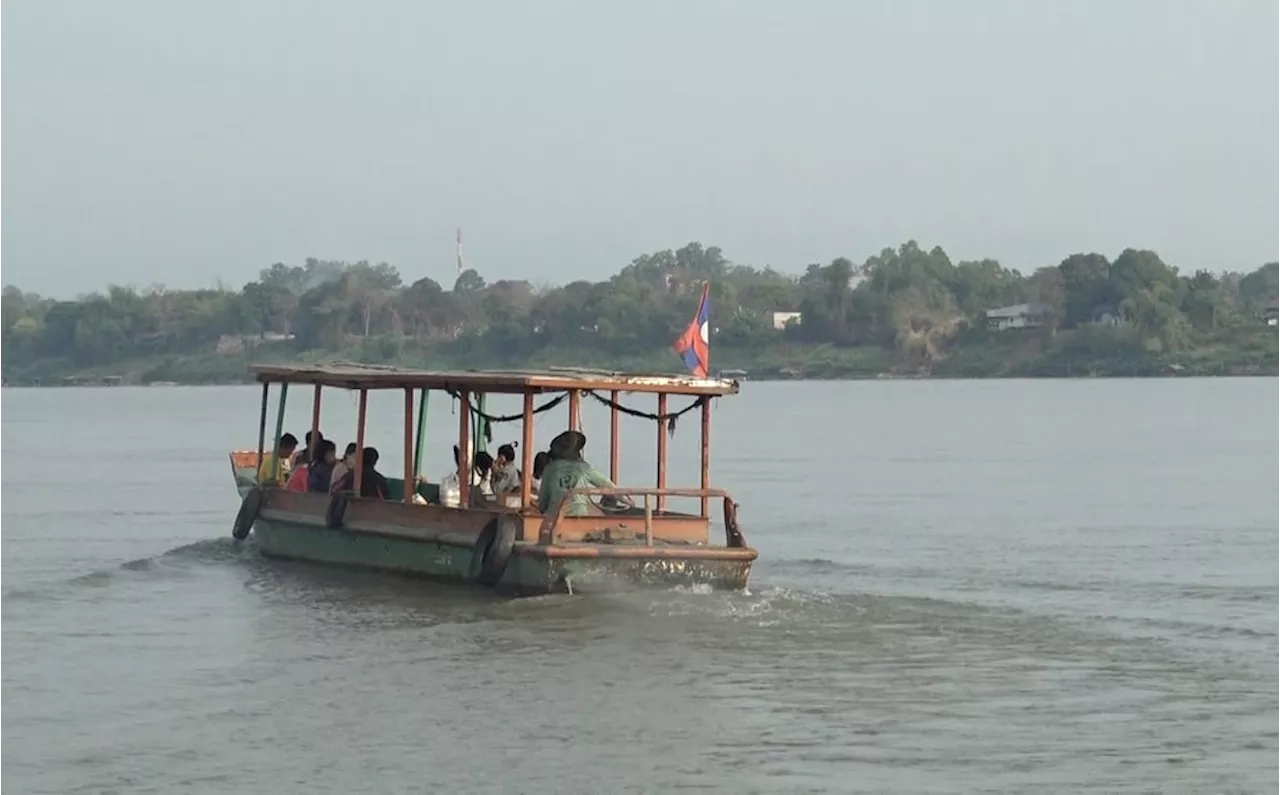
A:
3 0 1276 296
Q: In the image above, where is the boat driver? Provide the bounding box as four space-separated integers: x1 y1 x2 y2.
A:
536 431 617 516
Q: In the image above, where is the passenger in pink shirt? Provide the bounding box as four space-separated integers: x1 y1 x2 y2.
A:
286 450 311 492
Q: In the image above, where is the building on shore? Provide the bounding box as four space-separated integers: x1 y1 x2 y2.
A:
984 303 1050 331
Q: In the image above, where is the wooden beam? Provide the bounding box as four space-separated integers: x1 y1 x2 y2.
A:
412 388 429 480
643 494 653 546
403 388 414 505
247 364 741 397
270 383 289 486
354 389 368 496
568 389 581 431
609 389 619 483
700 397 711 518
309 383 322 459
520 392 534 511
458 389 472 507
255 382 269 480
474 393 487 453
656 393 667 512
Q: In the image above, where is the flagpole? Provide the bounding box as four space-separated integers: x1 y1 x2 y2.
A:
702 283 710 376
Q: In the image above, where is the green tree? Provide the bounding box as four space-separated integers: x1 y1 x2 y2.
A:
4 239 1272 383
951 259 1027 317
348 261 403 336
1028 266 1066 334
1121 283 1189 352
453 269 486 294
1239 262 1278 314
1181 270 1226 331
1109 249 1179 306
1057 253 1112 327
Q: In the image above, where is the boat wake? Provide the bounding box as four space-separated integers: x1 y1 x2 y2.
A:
2 537 262 604
7 540 1261 688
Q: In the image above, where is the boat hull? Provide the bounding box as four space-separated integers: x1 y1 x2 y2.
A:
231 452 756 595
252 513 753 595
254 517 477 580
504 550 752 594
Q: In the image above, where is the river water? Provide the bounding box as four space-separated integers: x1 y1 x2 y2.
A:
2 379 1276 794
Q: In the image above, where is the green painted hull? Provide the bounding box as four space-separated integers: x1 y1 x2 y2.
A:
234 467 256 500
251 515 752 596
254 518 476 580
233 456 756 595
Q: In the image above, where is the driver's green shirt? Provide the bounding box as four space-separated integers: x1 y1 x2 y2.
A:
537 458 615 516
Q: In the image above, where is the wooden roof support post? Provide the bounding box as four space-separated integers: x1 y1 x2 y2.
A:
458 389 472 507
656 392 668 512
520 392 534 512
256 382 269 479
412 389 429 482
354 389 368 496
270 383 289 485
403 387 414 505
474 393 487 453
700 397 711 518
609 389 620 483
568 389 581 431
310 383 322 459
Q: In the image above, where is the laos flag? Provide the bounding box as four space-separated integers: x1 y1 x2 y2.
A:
673 283 710 378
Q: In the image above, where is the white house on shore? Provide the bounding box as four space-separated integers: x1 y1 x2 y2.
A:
770 311 802 330
985 303 1050 331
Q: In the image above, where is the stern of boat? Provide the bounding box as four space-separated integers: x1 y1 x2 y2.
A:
504 487 757 594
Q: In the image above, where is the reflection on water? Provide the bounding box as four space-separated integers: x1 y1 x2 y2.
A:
2 379 1276 794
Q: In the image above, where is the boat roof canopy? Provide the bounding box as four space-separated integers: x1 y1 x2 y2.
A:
248 363 741 396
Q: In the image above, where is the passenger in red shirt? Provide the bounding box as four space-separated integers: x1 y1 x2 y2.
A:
286 450 311 492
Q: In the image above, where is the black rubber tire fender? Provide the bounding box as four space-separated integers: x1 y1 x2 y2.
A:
232 487 265 540
325 492 349 529
471 514 519 587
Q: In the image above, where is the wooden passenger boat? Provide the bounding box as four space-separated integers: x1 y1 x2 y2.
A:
227 364 756 595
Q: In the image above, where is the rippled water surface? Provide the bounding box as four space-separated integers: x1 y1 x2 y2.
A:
3 379 1277 794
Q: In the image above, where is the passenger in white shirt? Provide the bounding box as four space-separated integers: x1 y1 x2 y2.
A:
531 451 550 495
439 445 494 507
490 443 521 495
472 451 495 498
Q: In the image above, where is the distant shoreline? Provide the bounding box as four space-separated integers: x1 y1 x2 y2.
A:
5 246 1276 391
6 369 1275 389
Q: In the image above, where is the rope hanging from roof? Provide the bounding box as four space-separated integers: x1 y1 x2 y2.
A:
446 390 567 426
585 391 707 438
444 388 706 439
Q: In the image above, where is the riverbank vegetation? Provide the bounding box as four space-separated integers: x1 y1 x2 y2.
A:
3 241 1276 384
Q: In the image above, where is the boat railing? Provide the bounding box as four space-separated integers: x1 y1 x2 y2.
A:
539 487 746 549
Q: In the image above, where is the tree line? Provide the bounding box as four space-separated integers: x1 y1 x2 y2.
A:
2 241 1277 380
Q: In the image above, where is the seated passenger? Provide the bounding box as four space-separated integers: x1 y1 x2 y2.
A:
294 430 323 468
258 433 298 486
330 443 357 493
308 440 337 493
536 431 616 516
439 445 463 507
360 447 391 500
530 451 550 495
286 447 311 492
469 451 498 507
473 451 495 497
439 445 496 507
491 443 521 494
335 446 389 499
